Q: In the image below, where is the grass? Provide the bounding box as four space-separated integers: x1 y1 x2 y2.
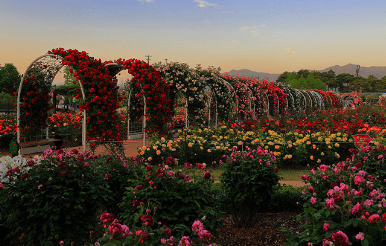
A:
278 169 310 181
174 167 306 182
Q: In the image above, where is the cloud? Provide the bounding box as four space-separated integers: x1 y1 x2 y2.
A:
286 48 296 54
137 0 154 2
240 25 259 37
194 0 217 8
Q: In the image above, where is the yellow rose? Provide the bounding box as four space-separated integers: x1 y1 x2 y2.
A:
156 150 161 155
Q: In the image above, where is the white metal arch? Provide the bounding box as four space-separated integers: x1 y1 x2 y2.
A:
17 54 87 151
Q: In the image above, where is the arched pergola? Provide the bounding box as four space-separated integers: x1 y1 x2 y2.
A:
17 54 87 151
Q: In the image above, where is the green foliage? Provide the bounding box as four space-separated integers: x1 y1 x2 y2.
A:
63 66 77 86
0 91 16 104
0 149 109 246
265 184 305 213
94 154 144 215
0 63 21 93
119 158 223 237
0 133 14 149
52 84 79 97
287 72 326 90
220 146 280 228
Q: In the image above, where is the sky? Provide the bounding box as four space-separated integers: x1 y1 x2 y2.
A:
1 0 386 83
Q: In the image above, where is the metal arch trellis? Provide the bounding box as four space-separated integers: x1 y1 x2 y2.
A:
296 89 307 112
222 80 239 123
105 63 147 146
17 54 87 151
308 90 323 110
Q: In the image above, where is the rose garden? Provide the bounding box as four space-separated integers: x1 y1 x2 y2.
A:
1 48 386 245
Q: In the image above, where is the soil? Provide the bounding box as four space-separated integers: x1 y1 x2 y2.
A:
211 212 300 246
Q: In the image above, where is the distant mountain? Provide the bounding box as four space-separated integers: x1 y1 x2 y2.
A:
225 64 386 82
319 64 386 79
225 69 280 82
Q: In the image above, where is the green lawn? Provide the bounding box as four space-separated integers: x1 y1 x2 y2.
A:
178 167 305 182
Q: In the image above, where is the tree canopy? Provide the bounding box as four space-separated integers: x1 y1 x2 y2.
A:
0 63 21 94
286 72 326 90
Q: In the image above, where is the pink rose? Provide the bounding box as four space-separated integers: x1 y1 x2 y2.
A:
323 222 330 232
310 197 316 204
331 231 350 246
325 198 335 210
355 232 365 241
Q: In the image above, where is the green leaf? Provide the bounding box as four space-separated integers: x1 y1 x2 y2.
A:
361 239 369 246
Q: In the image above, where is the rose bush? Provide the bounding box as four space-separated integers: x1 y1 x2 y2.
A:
0 149 108 245
118 156 224 237
284 146 386 245
220 146 281 228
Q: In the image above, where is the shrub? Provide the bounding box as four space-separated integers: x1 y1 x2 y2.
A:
220 146 280 228
119 157 223 237
93 154 144 215
266 184 305 213
284 147 386 246
0 148 109 246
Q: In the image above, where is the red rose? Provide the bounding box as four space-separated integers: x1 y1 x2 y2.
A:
21 173 29 180
100 213 114 223
140 214 154 227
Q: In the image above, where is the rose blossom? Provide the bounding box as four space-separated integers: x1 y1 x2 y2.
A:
310 197 316 205
323 222 330 232
351 202 364 216
331 231 350 246
135 230 149 243
325 198 335 210
355 232 365 241
368 214 380 223
100 213 114 223
203 172 211 179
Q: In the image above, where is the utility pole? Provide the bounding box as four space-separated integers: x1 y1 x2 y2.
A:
145 55 152 64
356 64 360 93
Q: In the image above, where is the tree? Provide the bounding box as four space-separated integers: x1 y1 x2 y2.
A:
0 63 21 94
297 69 310 79
63 66 77 85
286 72 325 90
276 71 290 83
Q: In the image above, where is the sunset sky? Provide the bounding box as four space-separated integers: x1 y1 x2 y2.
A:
1 0 386 83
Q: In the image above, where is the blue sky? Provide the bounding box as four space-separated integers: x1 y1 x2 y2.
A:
1 0 386 82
